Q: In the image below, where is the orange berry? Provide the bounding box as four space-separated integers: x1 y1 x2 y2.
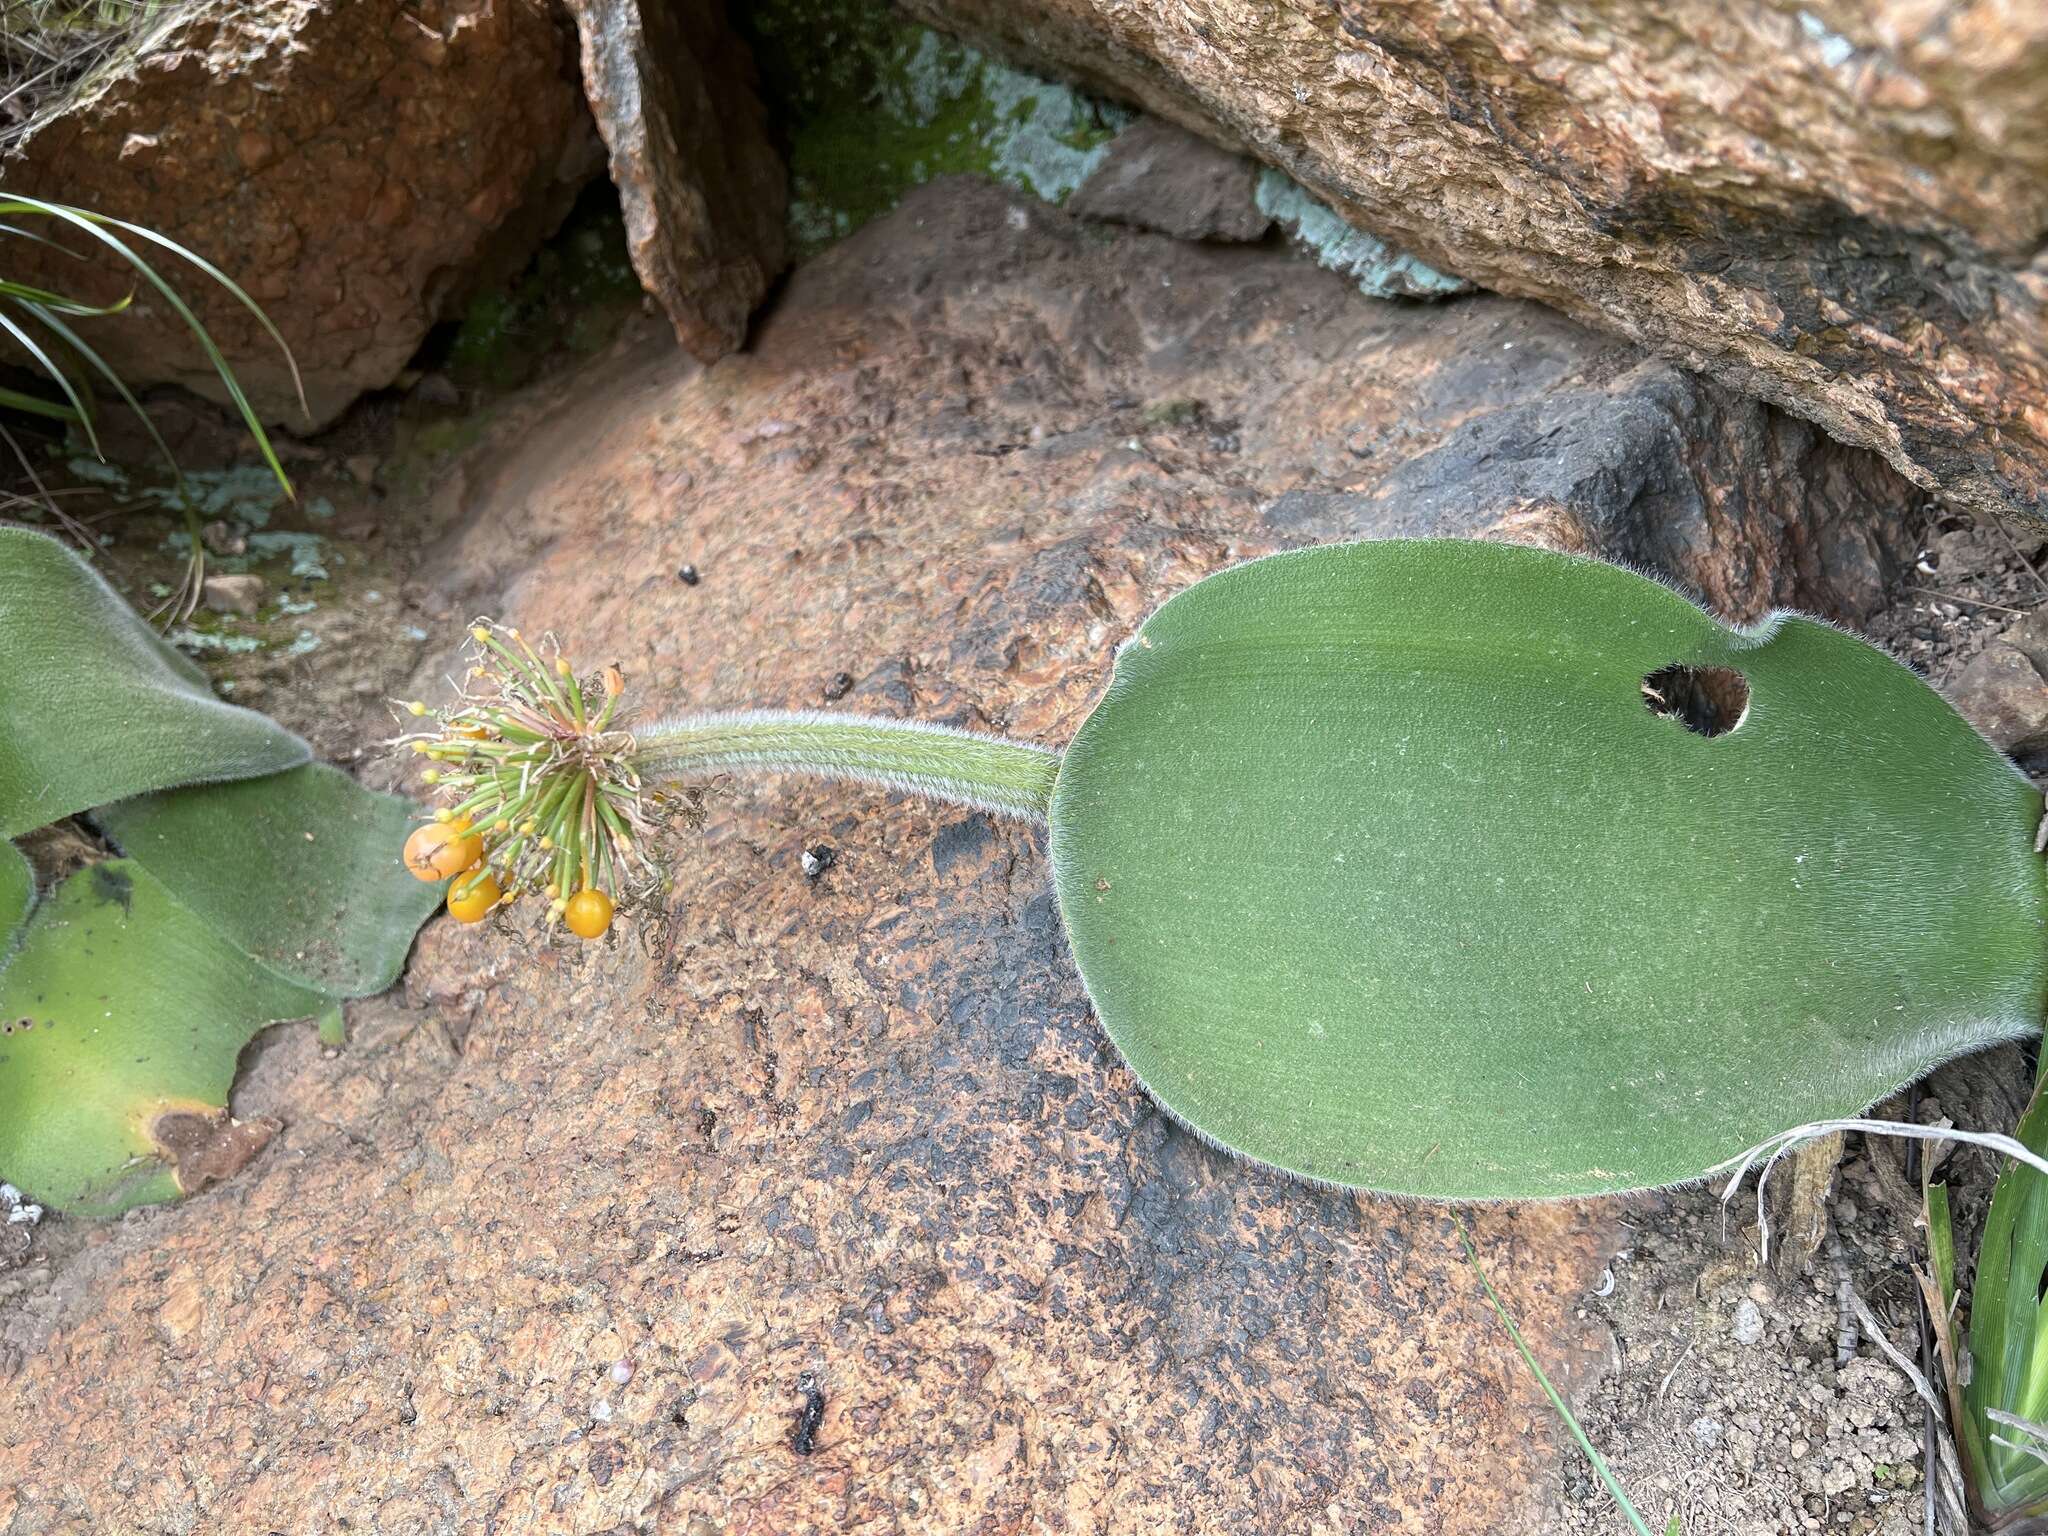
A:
446 871 503 924
404 818 482 881
563 888 614 940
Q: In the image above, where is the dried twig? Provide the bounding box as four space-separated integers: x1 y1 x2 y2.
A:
1906 584 2037 617
1715 1119 2048 1265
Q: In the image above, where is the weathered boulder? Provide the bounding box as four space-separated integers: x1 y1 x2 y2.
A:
0 0 597 429
562 0 787 361
1951 609 2048 767
0 179 1927 1532
899 0 2048 527
1069 116 1270 241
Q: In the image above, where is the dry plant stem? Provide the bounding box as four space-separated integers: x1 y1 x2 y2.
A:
1715 1120 2048 1264
635 711 1063 822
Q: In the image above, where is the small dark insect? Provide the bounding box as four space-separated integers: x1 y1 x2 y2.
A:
792 1370 825 1455
801 845 836 881
678 563 701 586
823 670 854 702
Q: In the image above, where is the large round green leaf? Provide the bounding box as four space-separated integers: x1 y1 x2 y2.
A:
1049 540 2047 1197
0 525 307 838
0 839 29 965
97 762 443 997
0 859 328 1216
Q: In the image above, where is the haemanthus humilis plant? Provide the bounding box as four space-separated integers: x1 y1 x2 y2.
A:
398 539 2047 1201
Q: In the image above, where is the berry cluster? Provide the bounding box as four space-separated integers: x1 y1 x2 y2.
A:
395 622 666 940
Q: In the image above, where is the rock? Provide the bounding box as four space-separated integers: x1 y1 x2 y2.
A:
1068 116 1270 242
899 0 2048 525
562 0 787 361
198 520 245 558
410 371 462 409
199 574 265 617
1 0 597 429
0 179 1930 1533
1949 610 2048 764
1930 523 2013 583
1733 1298 1767 1346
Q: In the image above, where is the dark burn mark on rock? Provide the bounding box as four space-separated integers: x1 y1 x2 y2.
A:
929 813 998 878
791 1370 825 1455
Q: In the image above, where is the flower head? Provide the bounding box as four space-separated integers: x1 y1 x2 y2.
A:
392 621 672 939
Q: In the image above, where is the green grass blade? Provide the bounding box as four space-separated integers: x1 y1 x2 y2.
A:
0 383 77 422
1961 1067 2048 1513
23 298 177 477
0 275 127 313
0 221 87 257
0 196 296 495
1457 1217 1663 1536
100 212 306 415
0 300 97 454
1929 1184 1958 1311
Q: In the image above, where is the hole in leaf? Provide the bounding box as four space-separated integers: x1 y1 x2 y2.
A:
1642 664 1750 738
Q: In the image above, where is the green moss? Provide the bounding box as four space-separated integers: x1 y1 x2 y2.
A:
743 0 1132 259
445 190 642 392
405 415 489 463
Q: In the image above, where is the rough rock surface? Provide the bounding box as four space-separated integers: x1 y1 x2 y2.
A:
0 0 596 430
900 0 2048 526
0 179 1931 1532
1069 117 1270 242
563 0 787 361
1950 608 2048 767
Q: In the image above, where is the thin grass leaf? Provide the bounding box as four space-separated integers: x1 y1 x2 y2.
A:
0 382 75 421
15 296 199 618
1928 1185 1959 1314
0 219 88 255
0 196 298 496
0 275 125 312
101 212 305 414
0 301 95 453
1455 1216 1665 1536
25 297 177 473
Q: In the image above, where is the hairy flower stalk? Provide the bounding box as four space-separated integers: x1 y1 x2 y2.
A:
395 623 1060 939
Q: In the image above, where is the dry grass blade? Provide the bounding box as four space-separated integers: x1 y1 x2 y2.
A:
1846 1287 1971 1530
1715 1119 2048 1264
0 1 183 149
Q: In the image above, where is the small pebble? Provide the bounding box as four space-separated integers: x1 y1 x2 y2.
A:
801 845 836 880
202 573 267 616
678 564 701 586
823 671 854 702
610 1358 635 1386
1733 1297 1765 1345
